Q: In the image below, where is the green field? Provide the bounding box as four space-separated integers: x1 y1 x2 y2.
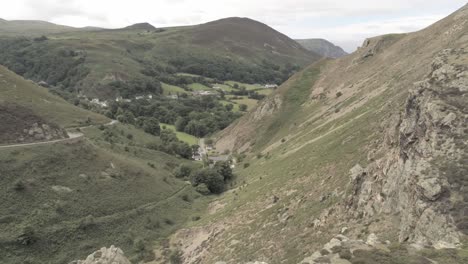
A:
225 81 264 90
160 123 199 145
161 82 189 95
188 83 211 91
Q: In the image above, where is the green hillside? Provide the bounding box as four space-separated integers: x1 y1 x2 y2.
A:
0 65 108 127
0 67 211 263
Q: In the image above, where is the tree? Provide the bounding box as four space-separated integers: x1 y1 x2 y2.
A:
239 104 248 111
143 117 161 136
225 104 234 111
215 161 233 181
174 164 192 178
191 168 224 194
160 129 178 143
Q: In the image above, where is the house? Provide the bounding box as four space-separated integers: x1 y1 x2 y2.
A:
264 84 278 89
90 98 108 107
116 97 132 103
192 90 216 96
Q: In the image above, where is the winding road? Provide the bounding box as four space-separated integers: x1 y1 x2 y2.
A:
0 120 118 149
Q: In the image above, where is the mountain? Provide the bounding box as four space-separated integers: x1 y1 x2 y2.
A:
0 67 209 263
0 17 320 99
159 4 468 263
295 38 348 58
0 19 101 36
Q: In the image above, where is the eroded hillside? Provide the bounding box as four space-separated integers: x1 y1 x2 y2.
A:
162 4 468 264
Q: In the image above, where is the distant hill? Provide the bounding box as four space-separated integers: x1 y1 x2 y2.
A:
295 38 348 58
123 22 157 31
0 17 320 99
0 18 101 36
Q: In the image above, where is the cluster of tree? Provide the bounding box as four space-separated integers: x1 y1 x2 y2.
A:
174 161 233 194
108 77 163 98
167 55 299 84
0 38 89 92
146 129 193 159
105 96 242 138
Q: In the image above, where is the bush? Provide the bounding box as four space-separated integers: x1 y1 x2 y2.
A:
13 180 25 191
239 104 248 111
174 164 192 178
243 163 250 168
169 250 183 264
336 91 343 97
195 183 211 195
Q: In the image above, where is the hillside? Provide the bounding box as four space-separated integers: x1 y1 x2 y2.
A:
161 4 468 263
0 65 108 144
0 19 100 36
295 38 348 58
0 67 211 263
0 17 319 99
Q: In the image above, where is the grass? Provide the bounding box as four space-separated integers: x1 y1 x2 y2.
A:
0 66 109 127
160 123 199 145
161 83 189 95
225 81 264 90
231 97 259 111
188 83 211 91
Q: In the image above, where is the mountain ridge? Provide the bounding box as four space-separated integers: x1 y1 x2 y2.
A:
295 38 348 58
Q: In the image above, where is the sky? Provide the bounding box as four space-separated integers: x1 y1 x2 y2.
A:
0 0 466 52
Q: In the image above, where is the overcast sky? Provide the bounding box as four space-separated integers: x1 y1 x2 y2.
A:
1 0 466 52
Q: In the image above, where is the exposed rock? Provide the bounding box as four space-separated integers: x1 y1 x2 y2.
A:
347 48 467 248
69 245 131 264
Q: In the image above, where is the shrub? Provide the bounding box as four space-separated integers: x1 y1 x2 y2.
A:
243 163 250 168
336 91 343 97
169 250 183 264
195 183 211 195
12 180 25 191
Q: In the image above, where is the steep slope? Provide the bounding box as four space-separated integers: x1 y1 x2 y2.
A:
164 4 468 263
0 17 319 99
0 19 100 36
0 65 108 127
0 68 209 264
296 38 348 58
0 65 108 144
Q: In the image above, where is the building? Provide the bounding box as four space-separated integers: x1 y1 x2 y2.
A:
90 98 109 107
264 84 278 89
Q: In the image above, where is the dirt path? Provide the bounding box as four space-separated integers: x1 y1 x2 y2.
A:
0 120 118 149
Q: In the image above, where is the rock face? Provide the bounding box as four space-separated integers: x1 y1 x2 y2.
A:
69 245 131 264
347 48 468 248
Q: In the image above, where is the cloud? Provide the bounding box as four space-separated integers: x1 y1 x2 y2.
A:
0 0 465 52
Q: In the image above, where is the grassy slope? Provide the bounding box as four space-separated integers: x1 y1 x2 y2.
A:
0 68 210 263
176 5 468 263
0 65 108 127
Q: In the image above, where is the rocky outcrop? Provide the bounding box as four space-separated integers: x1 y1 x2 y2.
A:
300 234 389 264
347 48 467 248
0 103 68 144
69 245 131 264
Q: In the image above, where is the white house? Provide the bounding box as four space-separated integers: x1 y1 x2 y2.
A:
264 84 278 89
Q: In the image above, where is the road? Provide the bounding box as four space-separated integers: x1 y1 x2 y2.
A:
0 120 118 149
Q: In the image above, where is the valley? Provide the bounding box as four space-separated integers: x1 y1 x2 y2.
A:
0 2 467 264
